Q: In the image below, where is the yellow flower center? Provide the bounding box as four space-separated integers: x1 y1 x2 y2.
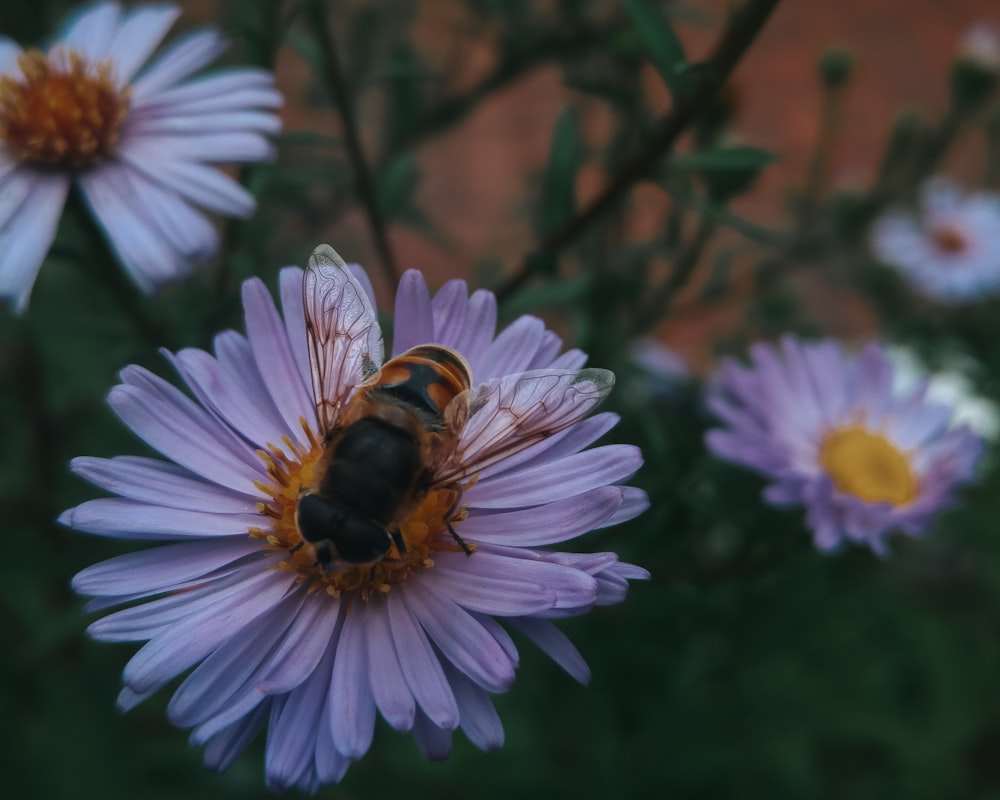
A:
930 225 968 255
251 419 471 600
818 425 917 506
0 49 130 169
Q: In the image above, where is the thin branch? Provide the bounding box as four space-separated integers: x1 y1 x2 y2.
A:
307 0 399 286
495 0 783 303
378 20 629 167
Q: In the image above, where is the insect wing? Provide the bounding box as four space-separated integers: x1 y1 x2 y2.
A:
433 368 614 486
303 244 384 433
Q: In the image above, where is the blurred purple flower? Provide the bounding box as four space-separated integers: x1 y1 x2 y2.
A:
61 257 649 792
0 1 282 312
871 178 1000 303
706 337 983 555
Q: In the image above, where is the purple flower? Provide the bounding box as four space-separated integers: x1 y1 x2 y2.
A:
61 245 649 793
0 2 282 312
871 178 1000 303
705 336 983 555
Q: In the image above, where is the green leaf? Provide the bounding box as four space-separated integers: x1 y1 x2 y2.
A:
377 155 420 221
540 107 581 239
500 275 592 319
622 0 690 97
670 146 778 172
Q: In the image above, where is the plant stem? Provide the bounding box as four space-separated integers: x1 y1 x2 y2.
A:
635 215 718 332
378 20 629 167
307 0 399 286
495 0 784 303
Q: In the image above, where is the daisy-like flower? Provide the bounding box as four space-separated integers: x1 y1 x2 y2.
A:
0 1 282 312
61 245 649 793
705 336 983 555
870 178 1000 303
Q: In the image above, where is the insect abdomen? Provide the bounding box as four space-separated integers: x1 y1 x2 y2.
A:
318 416 423 528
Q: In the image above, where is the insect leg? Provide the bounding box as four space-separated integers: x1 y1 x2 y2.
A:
444 518 474 556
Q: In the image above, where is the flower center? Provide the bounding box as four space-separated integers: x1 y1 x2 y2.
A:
251 420 470 600
0 49 130 169
818 425 917 506
930 225 968 255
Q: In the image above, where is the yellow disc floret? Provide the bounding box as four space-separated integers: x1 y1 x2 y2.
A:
0 49 130 168
251 418 470 601
818 425 918 506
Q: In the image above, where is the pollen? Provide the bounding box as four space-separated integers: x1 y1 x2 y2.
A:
251 418 471 601
930 225 968 255
818 425 917 507
0 49 130 169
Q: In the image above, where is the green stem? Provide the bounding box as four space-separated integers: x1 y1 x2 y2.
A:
64 195 176 350
307 0 399 287
495 0 784 303
635 215 718 332
377 20 629 167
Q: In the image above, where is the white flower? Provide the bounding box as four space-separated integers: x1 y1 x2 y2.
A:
888 346 1000 441
0 1 282 312
871 178 1000 302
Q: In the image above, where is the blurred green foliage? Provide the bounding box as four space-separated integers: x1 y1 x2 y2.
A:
4 0 1000 798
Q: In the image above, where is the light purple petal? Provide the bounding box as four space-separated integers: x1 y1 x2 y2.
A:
59 497 262 541
122 567 295 694
392 269 434 355
57 1 120 62
387 591 459 729
265 637 338 792
131 29 228 100
446 663 504 751
70 455 258 514
403 582 516 693
108 4 182 83
167 591 304 727
279 267 313 391
132 68 280 113
202 702 269 773
107 372 263 492
327 606 376 758
87 562 276 642
465 445 641 508
411 710 453 761
364 597 416 731
242 277 316 442
444 548 597 610
77 163 185 290
116 145 256 216
460 486 624 546
0 171 69 312
72 537 260 597
508 617 591 684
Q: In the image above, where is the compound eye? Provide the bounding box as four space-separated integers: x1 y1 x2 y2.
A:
296 493 343 545
295 493 391 565
334 516 393 564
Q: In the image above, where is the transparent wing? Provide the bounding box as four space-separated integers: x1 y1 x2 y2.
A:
303 244 384 434
433 368 615 487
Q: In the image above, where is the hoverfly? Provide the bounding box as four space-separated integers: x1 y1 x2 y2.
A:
294 244 614 571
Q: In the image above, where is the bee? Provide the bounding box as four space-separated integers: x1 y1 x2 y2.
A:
295 244 615 571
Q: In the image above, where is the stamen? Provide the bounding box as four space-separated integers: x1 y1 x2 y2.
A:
253 427 473 601
930 225 968 255
0 49 131 169
819 425 917 506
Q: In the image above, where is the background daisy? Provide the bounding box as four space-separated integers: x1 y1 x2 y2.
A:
870 178 1000 302
705 336 984 554
0 1 282 312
